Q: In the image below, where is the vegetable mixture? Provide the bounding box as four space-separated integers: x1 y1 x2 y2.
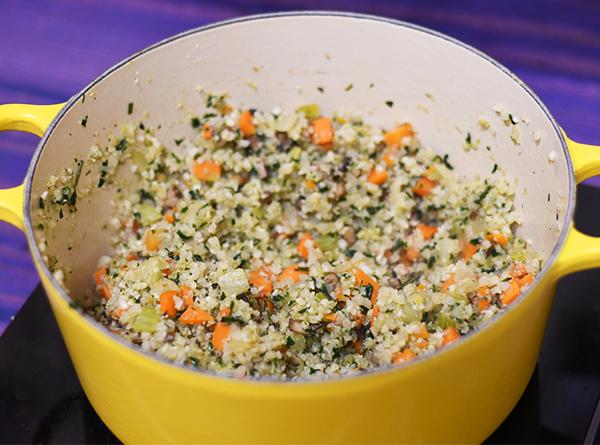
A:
40 96 541 379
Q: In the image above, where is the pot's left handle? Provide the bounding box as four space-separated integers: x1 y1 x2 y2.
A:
0 103 65 230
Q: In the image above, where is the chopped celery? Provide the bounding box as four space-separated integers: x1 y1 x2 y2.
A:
317 235 338 252
252 207 266 220
437 312 457 329
132 306 160 333
296 103 320 120
402 304 421 322
290 146 302 161
137 204 162 226
218 269 249 297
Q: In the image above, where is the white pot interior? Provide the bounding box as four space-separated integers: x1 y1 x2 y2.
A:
28 13 571 299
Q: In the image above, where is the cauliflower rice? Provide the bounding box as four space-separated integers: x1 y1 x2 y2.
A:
38 95 541 379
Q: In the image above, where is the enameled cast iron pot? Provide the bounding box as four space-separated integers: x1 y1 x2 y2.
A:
1 12 600 444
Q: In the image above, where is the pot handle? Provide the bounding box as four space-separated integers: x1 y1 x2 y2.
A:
0 103 65 230
551 133 600 277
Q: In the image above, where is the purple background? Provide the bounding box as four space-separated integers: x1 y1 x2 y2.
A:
1 0 599 332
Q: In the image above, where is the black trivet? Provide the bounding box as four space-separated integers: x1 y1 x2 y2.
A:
2 186 600 444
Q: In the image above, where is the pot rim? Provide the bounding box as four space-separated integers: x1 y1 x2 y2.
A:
22 10 575 385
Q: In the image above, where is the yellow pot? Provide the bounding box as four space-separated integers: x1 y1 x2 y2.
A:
1 13 600 444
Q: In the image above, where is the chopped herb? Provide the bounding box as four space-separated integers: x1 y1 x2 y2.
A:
547 193 550 202
362 284 374 300
177 230 192 240
317 86 324 93
465 133 472 144
221 316 244 324
385 100 394 108
80 115 88 127
508 114 517 125
174 138 184 146
392 238 407 251
427 256 436 268
138 189 155 203
486 146 491 151
191 117 201 128
344 83 354 92
192 254 203 262
492 163 498 174
474 185 492 205
127 102 134 115
286 336 295 347
470 237 482 245
399 272 422 289
115 138 128 151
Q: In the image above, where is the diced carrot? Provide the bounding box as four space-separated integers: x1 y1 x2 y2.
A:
277 265 306 284
93 267 107 286
415 339 429 349
297 232 314 259
384 123 414 148
265 298 276 315
323 313 337 323
159 290 178 317
382 148 395 166
311 117 334 146
145 230 160 251
500 278 521 306
193 159 222 182
164 213 175 224
126 253 138 261
353 313 365 326
518 273 534 287
392 348 416 364
441 327 460 346
462 242 479 261
417 224 438 240
477 298 491 312
401 247 420 264
477 286 490 297
368 166 389 185
112 308 125 320
370 305 380 327
219 307 231 317
98 286 111 300
304 180 317 191
353 339 362 354
413 325 429 340
202 123 213 140
510 264 528 279
212 322 231 352
249 266 274 297
179 305 214 325
238 110 256 137
412 177 437 197
486 232 508 246
353 268 380 305
335 286 344 301
441 274 456 293
179 286 194 307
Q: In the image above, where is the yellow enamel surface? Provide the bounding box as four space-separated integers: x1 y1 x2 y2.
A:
0 184 25 230
0 103 65 228
549 133 600 278
0 103 65 137
0 98 598 443
39 262 555 444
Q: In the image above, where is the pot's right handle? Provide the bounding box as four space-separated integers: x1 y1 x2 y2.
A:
551 133 600 278
0 103 65 230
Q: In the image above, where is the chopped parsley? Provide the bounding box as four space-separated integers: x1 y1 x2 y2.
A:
385 100 394 108
127 102 134 115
